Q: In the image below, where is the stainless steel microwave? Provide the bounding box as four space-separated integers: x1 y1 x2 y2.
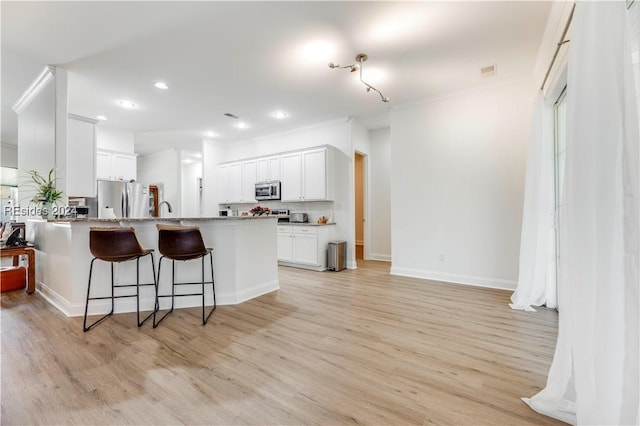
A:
255 181 281 200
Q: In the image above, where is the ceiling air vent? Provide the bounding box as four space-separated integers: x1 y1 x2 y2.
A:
480 64 497 78
224 113 239 119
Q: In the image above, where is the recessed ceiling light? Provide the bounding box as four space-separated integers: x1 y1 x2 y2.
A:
204 131 218 138
118 100 136 109
195 153 202 158
154 81 168 90
96 115 108 121
235 122 249 129
272 111 288 119
182 158 194 164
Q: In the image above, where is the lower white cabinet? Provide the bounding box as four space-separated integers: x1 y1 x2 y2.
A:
277 224 335 271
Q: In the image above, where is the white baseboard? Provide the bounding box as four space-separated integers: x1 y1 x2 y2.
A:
39 279 280 317
389 267 516 291
368 253 391 262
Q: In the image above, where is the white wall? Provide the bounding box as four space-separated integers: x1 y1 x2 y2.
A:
1 144 18 168
224 118 352 160
97 126 135 153
181 158 202 217
369 127 392 261
17 76 56 206
390 78 535 290
201 140 227 216
137 149 180 217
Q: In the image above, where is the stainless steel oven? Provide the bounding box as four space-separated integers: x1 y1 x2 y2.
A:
255 181 281 201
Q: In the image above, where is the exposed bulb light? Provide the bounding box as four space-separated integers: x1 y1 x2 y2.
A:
235 122 249 129
118 100 137 109
154 81 169 90
272 111 288 119
329 53 390 103
204 131 218 138
96 115 108 121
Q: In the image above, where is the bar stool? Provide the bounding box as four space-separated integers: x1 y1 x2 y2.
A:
83 227 157 332
153 224 216 328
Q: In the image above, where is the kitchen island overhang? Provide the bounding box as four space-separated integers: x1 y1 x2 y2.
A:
29 216 279 317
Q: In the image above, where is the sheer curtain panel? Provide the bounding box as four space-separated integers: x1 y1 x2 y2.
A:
510 92 557 312
525 1 640 424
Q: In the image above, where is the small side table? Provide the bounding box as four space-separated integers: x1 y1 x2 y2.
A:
0 246 35 294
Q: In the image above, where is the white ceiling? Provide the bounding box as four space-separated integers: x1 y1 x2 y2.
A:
1 1 551 155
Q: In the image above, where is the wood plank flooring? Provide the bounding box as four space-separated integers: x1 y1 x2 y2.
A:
1 261 562 425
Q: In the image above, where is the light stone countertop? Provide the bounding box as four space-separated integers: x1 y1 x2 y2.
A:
46 216 277 223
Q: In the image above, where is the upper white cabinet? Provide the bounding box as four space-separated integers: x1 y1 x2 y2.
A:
256 156 281 182
96 150 137 181
281 148 334 202
241 160 257 203
280 153 302 201
217 160 256 204
67 114 97 197
218 146 335 204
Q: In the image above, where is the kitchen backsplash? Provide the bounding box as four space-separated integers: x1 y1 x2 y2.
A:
221 201 335 223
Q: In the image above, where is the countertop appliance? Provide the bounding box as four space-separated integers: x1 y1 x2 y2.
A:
289 212 308 223
97 180 150 219
255 181 281 201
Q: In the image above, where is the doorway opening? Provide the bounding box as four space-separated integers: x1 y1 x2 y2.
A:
354 152 366 261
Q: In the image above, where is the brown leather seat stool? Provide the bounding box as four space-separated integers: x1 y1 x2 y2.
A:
153 224 216 327
83 227 157 331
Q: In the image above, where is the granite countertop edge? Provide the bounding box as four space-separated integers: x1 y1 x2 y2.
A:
281 222 337 227
46 216 278 223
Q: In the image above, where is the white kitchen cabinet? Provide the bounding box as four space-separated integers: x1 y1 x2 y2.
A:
241 160 257 203
277 224 335 271
218 163 241 204
280 153 302 201
96 151 112 180
280 148 334 202
67 114 97 196
217 161 256 204
112 153 137 181
256 156 281 182
96 150 137 181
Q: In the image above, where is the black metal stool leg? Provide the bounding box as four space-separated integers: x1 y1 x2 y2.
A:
83 258 115 332
153 256 175 328
137 253 156 327
203 252 216 325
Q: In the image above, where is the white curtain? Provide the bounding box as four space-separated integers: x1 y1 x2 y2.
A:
510 92 557 312
525 1 640 424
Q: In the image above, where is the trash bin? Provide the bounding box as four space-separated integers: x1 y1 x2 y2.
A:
327 241 346 271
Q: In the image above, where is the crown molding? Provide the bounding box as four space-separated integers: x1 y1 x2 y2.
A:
12 65 56 114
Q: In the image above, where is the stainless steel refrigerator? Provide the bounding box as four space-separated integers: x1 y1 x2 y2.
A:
97 180 150 219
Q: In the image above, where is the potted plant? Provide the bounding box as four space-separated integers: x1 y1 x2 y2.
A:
25 168 63 218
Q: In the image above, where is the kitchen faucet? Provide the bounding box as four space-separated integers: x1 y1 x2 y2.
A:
159 201 173 217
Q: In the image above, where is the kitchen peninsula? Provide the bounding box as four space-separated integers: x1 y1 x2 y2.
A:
29 216 278 317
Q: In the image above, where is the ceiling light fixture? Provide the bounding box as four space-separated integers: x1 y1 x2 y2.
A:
118 100 137 109
235 122 249 129
154 81 169 90
329 53 390 103
204 131 217 138
272 111 288 119
96 115 108 121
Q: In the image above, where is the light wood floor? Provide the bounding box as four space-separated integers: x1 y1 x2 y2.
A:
1 261 562 425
